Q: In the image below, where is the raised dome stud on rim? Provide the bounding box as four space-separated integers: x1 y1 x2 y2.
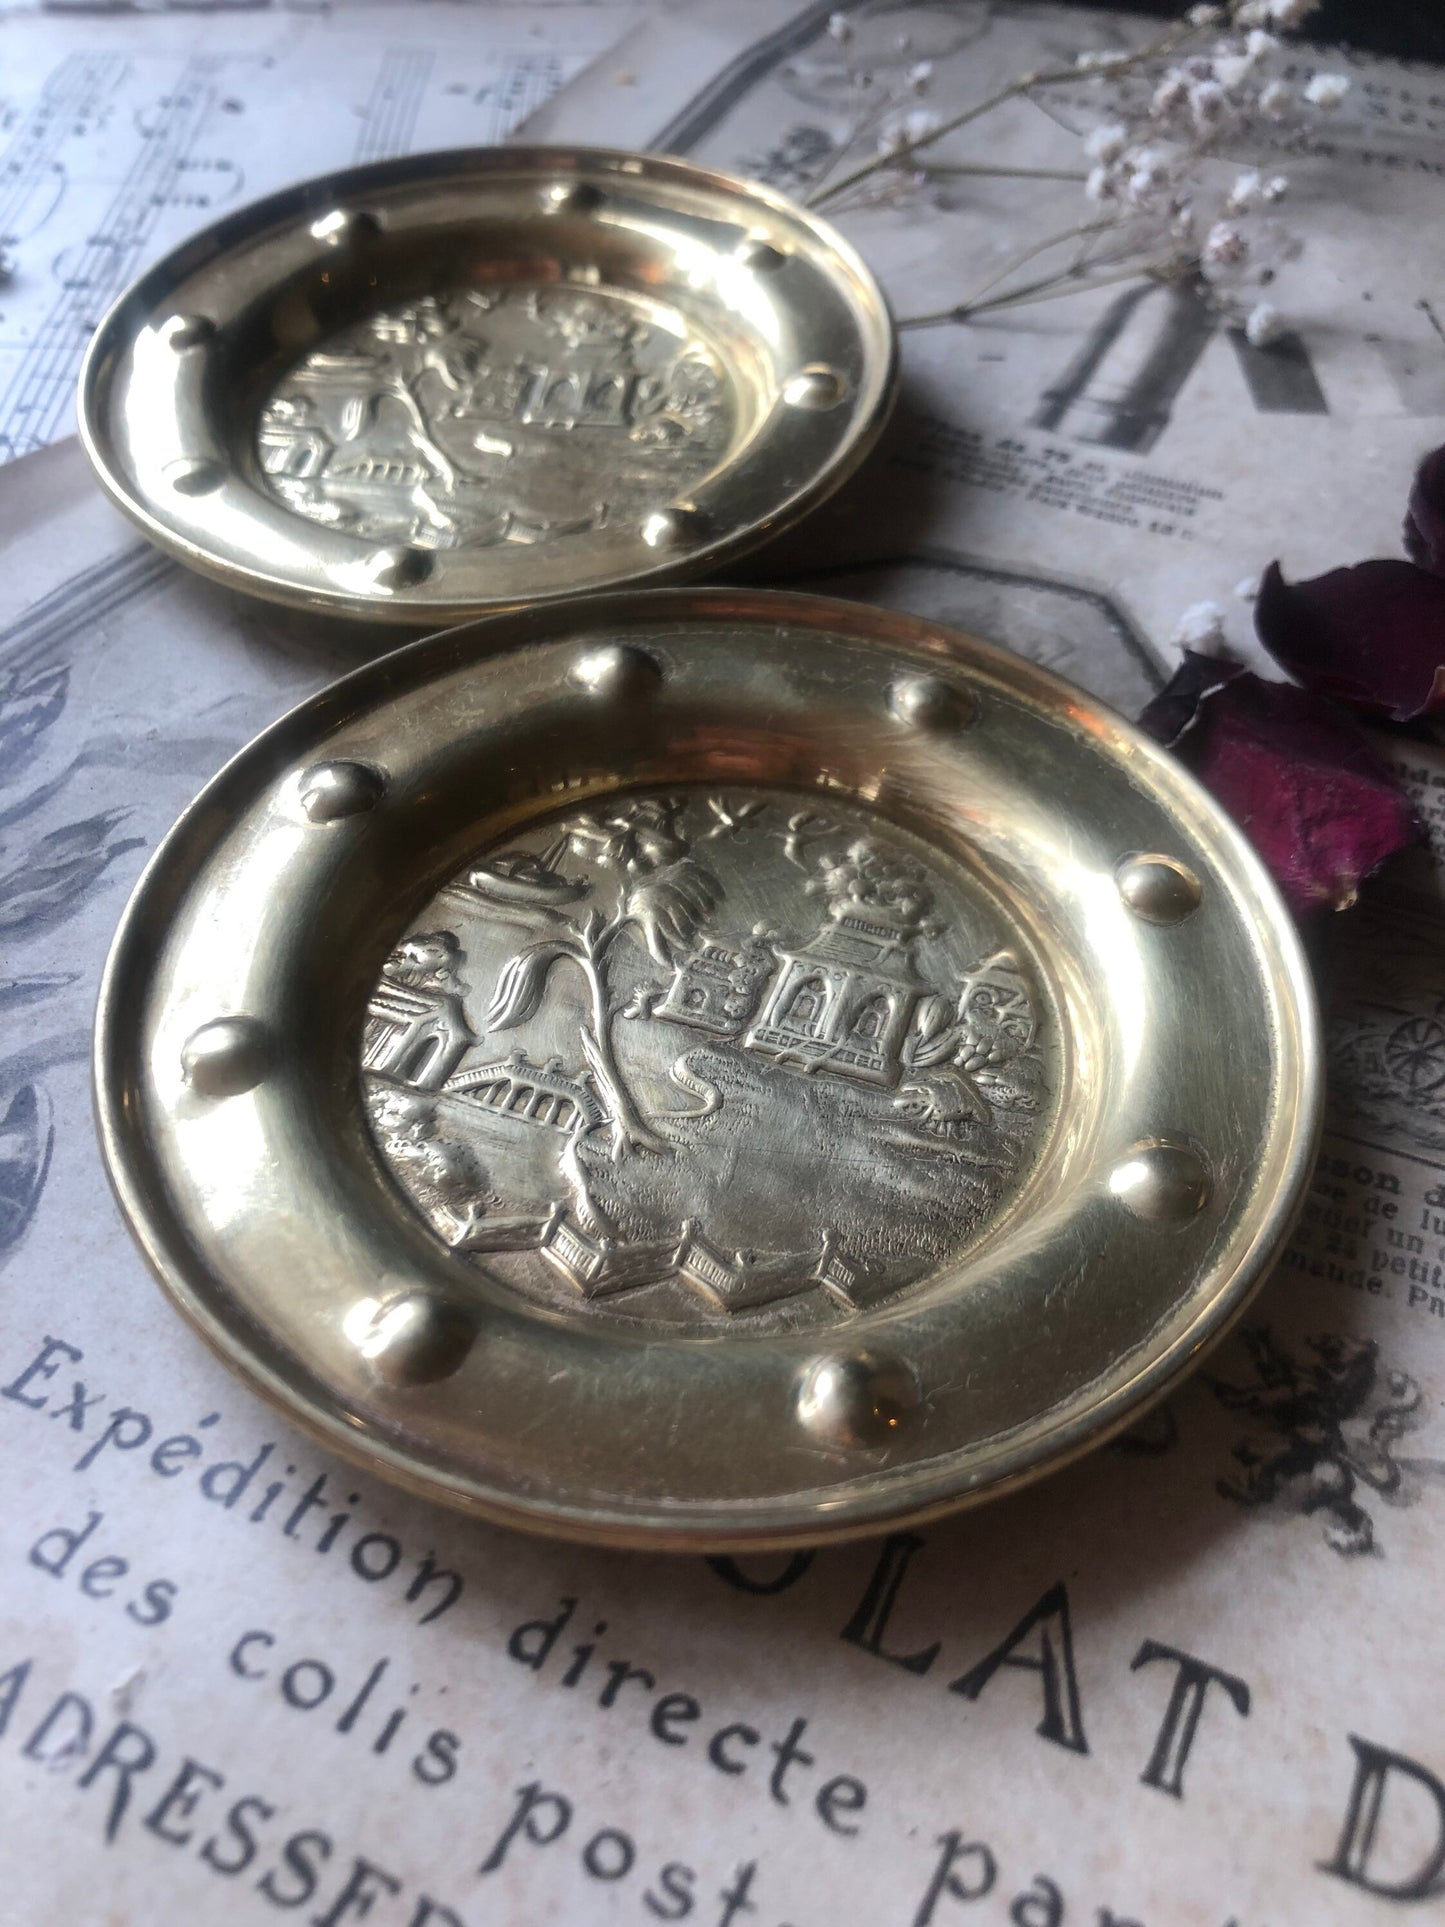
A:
298 760 387 824
795 1349 922 1450
180 1017 271 1098
734 236 787 272
348 1292 478 1388
782 365 848 410
1117 853 1203 925
545 180 605 215
166 458 225 497
640 506 708 551
361 547 433 592
571 643 662 700
309 208 381 248
1108 1139 1212 1225
165 314 215 350
889 674 974 732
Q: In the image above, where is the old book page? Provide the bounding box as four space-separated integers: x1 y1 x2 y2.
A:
2 432 1444 1920
3 0 1445 1917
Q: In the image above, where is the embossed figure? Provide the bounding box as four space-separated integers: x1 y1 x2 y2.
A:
362 790 1053 1327
258 287 730 549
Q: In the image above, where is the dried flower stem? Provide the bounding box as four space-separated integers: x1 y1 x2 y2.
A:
896 263 1163 331
922 161 1090 183
949 214 1125 308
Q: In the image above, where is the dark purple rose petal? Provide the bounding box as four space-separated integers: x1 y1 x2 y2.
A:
1405 445 1445 577
1137 649 1244 745
1140 653 1421 916
1255 558 1445 724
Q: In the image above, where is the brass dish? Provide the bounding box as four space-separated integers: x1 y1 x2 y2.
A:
77 147 896 625
94 591 1321 1548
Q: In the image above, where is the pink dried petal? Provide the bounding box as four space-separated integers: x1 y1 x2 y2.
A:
1405 445 1445 577
1141 652 1421 916
1255 559 1445 724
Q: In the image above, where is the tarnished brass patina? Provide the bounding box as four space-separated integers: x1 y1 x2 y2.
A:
94 591 1321 1549
77 148 896 625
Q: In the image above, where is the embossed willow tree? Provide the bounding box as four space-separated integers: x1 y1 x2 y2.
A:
485 798 719 1160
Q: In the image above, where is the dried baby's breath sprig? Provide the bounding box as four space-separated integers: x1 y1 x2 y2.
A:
807 11 1206 213
815 0 1347 344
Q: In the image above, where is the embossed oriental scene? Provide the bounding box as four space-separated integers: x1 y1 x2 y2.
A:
258 287 733 552
363 787 1056 1329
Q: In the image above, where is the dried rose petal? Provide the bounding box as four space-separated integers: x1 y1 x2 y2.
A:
1254 558 1445 723
1405 445 1445 577
1140 651 1421 915
1137 648 1245 744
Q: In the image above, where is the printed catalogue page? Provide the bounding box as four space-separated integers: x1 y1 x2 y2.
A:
2 434 1444 1922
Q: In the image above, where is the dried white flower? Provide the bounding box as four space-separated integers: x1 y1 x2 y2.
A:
1152 73 1190 115
1262 172 1289 201
1076 48 1129 73
1173 601 1229 652
1125 146 1174 207
1246 29 1279 58
1257 78 1292 119
1244 300 1285 346
1226 168 1264 211
1305 72 1350 109
1084 164 1117 204
826 10 852 42
1189 78 1228 128
1235 0 1271 24
906 60 933 92
1083 122 1128 163
1203 220 1248 267
1268 0 1320 25
877 127 905 157
1212 54 1255 91
1187 4 1224 22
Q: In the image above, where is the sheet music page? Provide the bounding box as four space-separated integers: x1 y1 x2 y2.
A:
3 3 1445 1917
0 4 637 460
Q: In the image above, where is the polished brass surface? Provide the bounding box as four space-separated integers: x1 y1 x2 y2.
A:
94 591 1321 1549
77 148 896 625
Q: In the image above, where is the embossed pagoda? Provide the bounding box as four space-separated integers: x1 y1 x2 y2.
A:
654 841 939 1089
743 906 924 1086
362 934 474 1088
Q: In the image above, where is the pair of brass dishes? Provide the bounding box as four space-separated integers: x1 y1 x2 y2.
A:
81 148 1320 1550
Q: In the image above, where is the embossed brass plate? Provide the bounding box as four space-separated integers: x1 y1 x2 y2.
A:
76 148 896 624
94 591 1321 1548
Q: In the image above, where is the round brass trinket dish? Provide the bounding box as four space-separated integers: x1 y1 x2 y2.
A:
95 591 1320 1549
77 148 896 624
